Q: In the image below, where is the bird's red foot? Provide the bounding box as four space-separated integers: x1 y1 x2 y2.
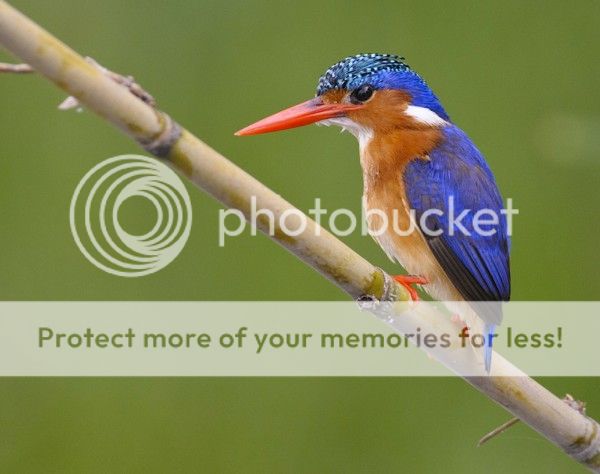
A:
393 275 428 301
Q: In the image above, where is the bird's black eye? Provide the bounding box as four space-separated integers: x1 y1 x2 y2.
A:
350 85 374 103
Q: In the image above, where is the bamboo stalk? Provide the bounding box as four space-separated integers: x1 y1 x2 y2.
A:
0 1 598 471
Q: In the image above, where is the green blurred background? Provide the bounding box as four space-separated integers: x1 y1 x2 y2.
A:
1 1 599 472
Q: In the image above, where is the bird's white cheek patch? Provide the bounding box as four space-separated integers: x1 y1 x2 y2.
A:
404 105 447 127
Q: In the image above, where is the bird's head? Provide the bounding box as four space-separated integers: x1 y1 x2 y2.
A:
235 53 449 141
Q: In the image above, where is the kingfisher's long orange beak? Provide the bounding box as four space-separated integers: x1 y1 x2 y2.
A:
235 97 364 136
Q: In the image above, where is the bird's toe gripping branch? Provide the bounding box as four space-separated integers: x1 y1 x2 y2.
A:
392 275 428 301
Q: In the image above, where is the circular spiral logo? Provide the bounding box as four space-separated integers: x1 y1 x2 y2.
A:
70 154 192 277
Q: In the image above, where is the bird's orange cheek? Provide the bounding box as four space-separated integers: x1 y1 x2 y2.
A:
346 103 376 121
346 106 387 131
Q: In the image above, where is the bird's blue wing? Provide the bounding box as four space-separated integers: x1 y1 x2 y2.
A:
404 125 511 304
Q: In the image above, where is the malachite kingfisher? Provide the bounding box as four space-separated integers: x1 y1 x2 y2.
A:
236 53 511 371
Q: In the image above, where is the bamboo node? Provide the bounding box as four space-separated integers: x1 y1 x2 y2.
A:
138 112 182 158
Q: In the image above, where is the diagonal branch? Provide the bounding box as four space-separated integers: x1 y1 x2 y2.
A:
0 1 599 471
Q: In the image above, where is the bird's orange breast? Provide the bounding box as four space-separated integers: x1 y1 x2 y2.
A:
362 128 463 301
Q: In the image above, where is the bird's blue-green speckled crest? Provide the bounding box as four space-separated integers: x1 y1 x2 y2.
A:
316 53 411 96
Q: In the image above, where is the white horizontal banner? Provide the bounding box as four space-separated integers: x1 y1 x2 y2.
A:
0 301 596 376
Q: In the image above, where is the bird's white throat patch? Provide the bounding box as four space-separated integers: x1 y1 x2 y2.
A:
319 117 373 154
404 105 448 127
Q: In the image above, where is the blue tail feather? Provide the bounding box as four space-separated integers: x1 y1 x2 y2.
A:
484 324 496 373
